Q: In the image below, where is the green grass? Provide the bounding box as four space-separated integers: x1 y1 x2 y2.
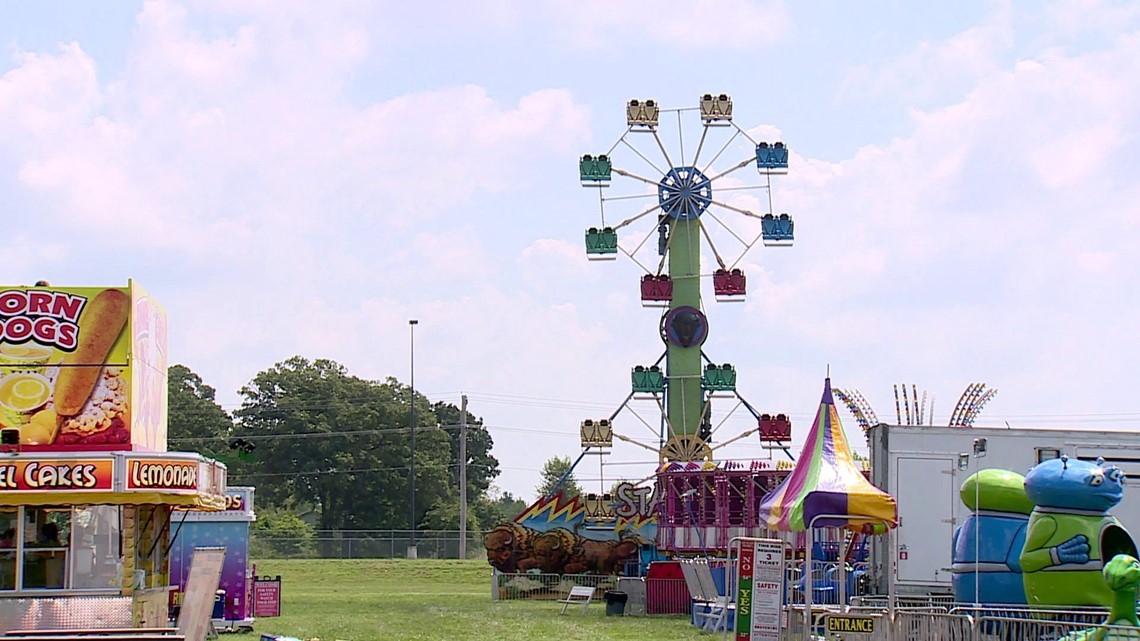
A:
247 559 700 641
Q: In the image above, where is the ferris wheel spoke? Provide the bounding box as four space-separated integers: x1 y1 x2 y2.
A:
651 129 676 171
689 125 710 170
676 110 686 170
628 213 668 256
727 231 765 271
703 209 752 248
729 120 761 146
613 167 663 189
617 243 657 275
705 156 755 184
612 201 664 231
697 219 728 270
716 184 771 193
612 432 661 454
620 138 666 176
708 197 763 219
606 129 631 157
601 192 659 203
699 129 741 176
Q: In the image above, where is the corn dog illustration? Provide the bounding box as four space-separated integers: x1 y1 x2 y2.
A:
53 289 130 416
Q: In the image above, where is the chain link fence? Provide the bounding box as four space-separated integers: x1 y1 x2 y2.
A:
251 530 487 560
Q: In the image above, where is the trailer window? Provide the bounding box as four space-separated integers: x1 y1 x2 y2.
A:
1037 448 1062 463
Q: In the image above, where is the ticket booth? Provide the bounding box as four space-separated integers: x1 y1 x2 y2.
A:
169 487 256 630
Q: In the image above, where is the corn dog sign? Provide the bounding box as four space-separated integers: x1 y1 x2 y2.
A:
0 281 168 453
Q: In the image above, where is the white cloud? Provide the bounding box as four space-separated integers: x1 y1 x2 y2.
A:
549 0 792 51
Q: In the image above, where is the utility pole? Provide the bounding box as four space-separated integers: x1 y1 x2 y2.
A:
408 319 418 560
459 394 468 560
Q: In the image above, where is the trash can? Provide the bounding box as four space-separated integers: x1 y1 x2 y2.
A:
604 590 628 616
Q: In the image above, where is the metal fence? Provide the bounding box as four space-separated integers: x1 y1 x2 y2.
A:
492 572 620 601
251 530 487 559
784 603 1140 641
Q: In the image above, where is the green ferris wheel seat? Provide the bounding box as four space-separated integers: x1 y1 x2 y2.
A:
631 365 665 394
585 227 618 260
702 363 737 392
579 154 612 186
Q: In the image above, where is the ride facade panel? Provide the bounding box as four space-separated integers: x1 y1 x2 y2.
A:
951 469 1033 604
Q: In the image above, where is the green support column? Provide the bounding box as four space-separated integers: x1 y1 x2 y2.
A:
667 217 703 438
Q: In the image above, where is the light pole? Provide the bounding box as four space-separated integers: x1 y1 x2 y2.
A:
408 319 419 560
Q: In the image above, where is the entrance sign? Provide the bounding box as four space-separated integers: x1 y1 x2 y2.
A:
827 615 876 634
735 538 784 641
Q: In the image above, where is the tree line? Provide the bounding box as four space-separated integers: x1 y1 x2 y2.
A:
167 357 531 543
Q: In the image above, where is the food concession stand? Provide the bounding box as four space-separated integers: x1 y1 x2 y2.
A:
0 281 227 630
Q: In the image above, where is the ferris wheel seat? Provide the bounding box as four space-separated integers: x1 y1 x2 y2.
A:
580 418 614 448
640 274 673 306
761 213 794 246
702 363 737 392
756 141 789 174
713 268 746 301
585 226 619 260
627 98 660 128
631 365 666 394
759 413 792 443
579 154 612 186
699 93 733 125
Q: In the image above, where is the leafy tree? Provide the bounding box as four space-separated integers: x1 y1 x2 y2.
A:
166 364 233 458
420 496 481 532
482 488 527 524
535 456 582 501
233 356 453 531
250 505 316 558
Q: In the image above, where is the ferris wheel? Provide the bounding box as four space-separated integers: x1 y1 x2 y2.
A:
577 94 796 468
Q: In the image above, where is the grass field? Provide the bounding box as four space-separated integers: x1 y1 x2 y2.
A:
247 559 702 641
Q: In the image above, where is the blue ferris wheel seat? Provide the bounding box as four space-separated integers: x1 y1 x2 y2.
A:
755 141 789 173
761 213 794 246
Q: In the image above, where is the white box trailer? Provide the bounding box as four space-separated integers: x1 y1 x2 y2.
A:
866 423 1140 595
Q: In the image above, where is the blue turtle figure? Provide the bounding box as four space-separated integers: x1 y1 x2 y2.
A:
952 468 1033 604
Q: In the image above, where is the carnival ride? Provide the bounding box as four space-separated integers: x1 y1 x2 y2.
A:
834 382 998 431
571 95 805 553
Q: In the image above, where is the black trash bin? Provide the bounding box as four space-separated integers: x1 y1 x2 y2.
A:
603 590 628 616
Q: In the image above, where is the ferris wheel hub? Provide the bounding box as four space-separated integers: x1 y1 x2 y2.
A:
658 166 712 221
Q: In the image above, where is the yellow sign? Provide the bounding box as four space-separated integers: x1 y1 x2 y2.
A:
0 280 168 452
827 616 875 634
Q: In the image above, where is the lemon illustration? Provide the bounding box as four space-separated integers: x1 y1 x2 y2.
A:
21 408 59 445
0 374 51 412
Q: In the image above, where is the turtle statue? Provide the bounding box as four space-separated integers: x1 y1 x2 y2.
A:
1021 455 1138 607
952 468 1034 604
1059 553 1140 641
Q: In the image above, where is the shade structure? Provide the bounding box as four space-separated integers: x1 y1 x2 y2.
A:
758 377 898 533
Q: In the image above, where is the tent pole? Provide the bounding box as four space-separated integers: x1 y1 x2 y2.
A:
803 524 813 641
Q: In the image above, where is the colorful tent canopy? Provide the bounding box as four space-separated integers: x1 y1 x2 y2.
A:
758 377 898 533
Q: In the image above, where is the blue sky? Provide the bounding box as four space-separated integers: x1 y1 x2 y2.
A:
2 0 1139 500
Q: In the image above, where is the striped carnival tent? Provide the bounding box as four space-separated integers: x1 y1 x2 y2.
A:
758 377 898 533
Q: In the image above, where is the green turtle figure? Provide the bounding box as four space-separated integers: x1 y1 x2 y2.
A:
1021 455 1138 607
1059 554 1140 641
